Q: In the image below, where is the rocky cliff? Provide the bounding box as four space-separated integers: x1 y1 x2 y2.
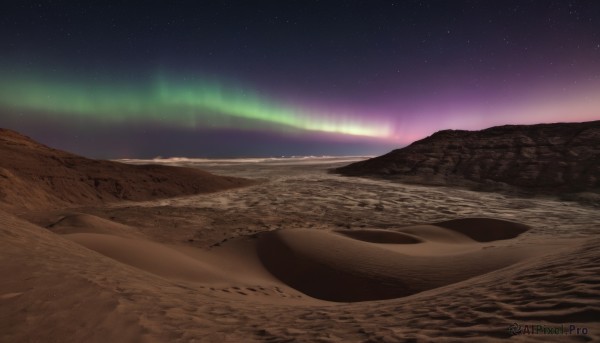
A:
336 121 600 198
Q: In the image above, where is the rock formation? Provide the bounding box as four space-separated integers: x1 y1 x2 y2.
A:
336 121 600 198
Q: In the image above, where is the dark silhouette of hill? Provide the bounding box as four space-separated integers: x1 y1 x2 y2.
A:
0 128 254 211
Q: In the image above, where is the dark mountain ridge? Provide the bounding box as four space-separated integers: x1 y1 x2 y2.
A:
336 121 600 202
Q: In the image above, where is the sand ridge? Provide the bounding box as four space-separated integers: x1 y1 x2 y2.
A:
44 213 539 303
257 223 539 302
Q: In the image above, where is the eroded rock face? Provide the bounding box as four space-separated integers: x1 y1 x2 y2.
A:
336 121 600 194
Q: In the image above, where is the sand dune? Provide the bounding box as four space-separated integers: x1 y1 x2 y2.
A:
50 214 310 299
15 210 541 304
64 233 235 284
257 225 537 302
51 215 538 303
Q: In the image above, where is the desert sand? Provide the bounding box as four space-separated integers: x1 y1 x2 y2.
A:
2 134 600 342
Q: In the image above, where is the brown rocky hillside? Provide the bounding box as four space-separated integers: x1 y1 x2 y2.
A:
336 121 600 199
0 128 253 211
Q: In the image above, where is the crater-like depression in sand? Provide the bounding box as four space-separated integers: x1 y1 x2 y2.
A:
56 214 537 303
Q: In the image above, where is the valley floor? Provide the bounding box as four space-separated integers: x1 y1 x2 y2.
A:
2 158 599 342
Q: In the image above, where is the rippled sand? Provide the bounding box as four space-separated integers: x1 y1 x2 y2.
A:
2 158 599 342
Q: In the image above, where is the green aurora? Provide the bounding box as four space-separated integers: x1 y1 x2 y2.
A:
0 70 393 139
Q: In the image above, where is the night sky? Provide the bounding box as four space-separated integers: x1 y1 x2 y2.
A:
1 1 600 158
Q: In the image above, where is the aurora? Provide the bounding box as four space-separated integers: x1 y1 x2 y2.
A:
0 70 393 139
1 1 599 158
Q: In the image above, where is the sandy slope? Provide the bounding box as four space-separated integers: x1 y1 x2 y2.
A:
0 128 253 212
257 223 538 302
45 215 542 303
2 206 600 342
2 155 600 342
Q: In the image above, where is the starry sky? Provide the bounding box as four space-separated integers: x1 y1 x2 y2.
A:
1 1 600 158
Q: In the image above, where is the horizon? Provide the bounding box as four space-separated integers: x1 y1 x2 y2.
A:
2 1 600 158
2 117 599 159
